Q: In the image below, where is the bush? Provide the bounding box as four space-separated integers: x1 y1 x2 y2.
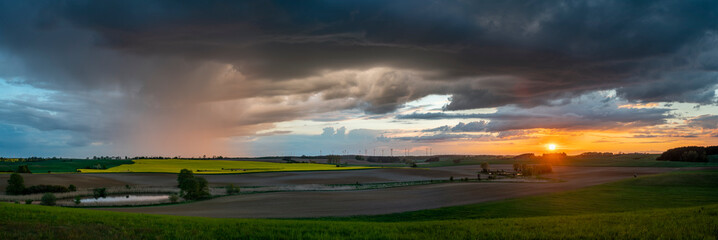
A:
426 157 440 162
355 155 364 160
169 193 179 203
534 164 553 175
449 176 454 181
513 163 520 172
24 185 70 194
480 162 489 173
68 184 77 192
41 193 56 206
225 184 240 195
25 199 32 204
6 173 25 195
74 196 82 205
84 163 107 170
93 188 107 199
520 164 553 176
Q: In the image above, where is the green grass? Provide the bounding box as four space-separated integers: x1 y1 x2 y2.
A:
2 169 717 239
0 159 134 173
325 170 718 222
559 154 718 167
78 159 375 174
1 202 717 239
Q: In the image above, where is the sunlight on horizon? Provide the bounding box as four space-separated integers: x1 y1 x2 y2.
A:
547 144 557 151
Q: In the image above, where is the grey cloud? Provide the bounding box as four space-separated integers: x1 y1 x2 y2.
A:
400 92 673 131
393 133 491 142
423 121 488 133
2 0 718 113
246 127 386 156
688 115 718 129
496 130 536 139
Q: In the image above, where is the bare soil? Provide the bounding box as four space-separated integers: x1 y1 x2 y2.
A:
0 173 130 189
94 166 683 218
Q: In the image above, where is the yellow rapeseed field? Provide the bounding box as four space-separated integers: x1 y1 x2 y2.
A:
78 159 374 174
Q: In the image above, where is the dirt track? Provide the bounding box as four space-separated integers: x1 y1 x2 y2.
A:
96 166 678 218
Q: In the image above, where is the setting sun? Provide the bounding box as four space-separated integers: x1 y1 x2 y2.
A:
548 144 557 151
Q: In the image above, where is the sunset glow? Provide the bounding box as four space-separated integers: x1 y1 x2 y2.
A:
548 144 557 151
1 2 718 238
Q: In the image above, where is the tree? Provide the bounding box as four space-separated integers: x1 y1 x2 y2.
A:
681 150 705 162
657 146 708 162
16 165 31 173
480 162 489 173
6 173 25 195
74 196 82 205
41 193 56 206
327 155 341 165
24 185 70 194
68 184 77 192
177 169 209 200
177 169 195 189
180 177 209 200
93 188 107 199
512 163 520 172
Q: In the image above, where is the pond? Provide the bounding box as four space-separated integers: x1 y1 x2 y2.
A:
80 194 169 204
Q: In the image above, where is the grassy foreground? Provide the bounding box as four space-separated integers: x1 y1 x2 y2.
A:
1 202 717 239
78 159 374 174
1 170 717 239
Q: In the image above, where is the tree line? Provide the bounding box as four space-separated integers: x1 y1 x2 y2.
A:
656 146 718 162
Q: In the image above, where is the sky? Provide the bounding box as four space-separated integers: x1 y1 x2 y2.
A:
0 0 717 158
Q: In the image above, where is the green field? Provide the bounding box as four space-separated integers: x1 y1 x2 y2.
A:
0 159 134 173
1 200 716 239
78 159 375 174
1 169 717 239
326 170 718 222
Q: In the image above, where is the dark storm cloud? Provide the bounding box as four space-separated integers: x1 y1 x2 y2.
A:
402 92 673 131
3 0 717 111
